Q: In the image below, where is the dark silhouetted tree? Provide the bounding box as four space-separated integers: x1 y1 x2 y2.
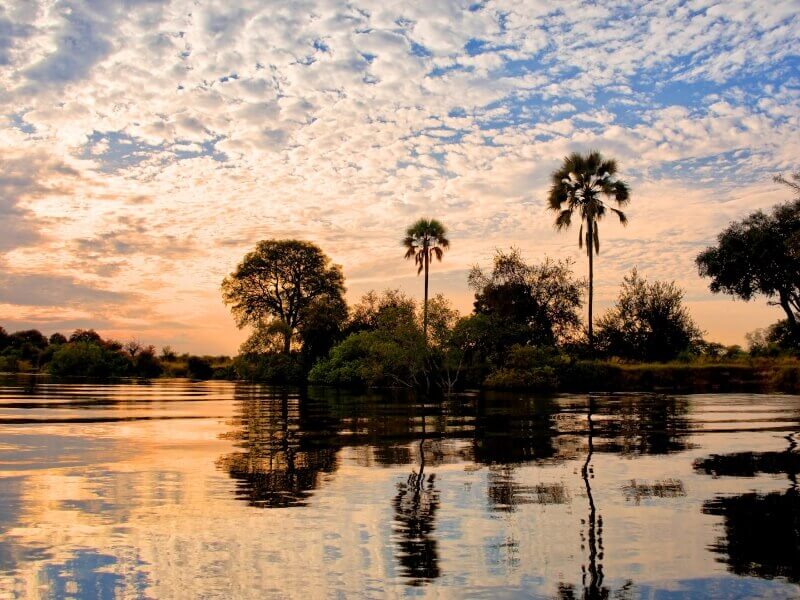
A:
48 332 67 345
547 151 631 350
468 248 584 353
403 219 450 342
222 240 346 354
697 198 800 344
595 269 702 361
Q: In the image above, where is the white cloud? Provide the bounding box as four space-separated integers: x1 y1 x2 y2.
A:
0 0 797 351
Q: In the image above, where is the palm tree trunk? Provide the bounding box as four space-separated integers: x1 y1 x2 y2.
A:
423 241 430 343
587 220 594 353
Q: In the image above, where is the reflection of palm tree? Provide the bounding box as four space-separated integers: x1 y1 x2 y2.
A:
547 151 630 350
581 396 604 597
391 421 441 585
403 218 450 341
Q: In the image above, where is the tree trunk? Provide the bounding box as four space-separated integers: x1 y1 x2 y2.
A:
587 220 594 353
423 240 430 343
283 328 292 354
779 291 800 343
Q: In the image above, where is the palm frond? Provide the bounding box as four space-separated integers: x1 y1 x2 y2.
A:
593 222 600 254
610 207 628 225
555 209 573 230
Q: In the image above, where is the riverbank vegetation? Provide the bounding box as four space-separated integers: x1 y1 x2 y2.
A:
2 157 798 393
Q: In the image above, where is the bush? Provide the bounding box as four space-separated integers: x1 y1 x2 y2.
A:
484 365 558 390
232 353 304 383
186 356 214 380
595 269 702 362
48 342 131 378
483 345 568 391
134 348 163 378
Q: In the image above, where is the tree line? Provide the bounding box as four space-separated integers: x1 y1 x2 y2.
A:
0 327 230 379
1 152 797 387
218 152 800 391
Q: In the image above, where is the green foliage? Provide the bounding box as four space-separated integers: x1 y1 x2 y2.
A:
595 269 703 362
48 341 131 378
469 248 584 351
221 239 346 354
309 290 426 388
233 353 304 383
483 345 567 390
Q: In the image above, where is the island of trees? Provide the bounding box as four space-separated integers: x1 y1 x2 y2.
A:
2 153 798 393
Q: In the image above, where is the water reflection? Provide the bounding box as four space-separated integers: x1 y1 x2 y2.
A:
697 433 800 583
2 378 800 598
593 395 692 455
391 432 440 586
216 386 340 508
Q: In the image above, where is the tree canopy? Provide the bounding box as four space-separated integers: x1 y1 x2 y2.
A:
468 248 584 351
696 198 800 343
546 150 630 350
595 269 702 361
221 239 346 353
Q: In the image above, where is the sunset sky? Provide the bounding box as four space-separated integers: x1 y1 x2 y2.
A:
1 0 798 354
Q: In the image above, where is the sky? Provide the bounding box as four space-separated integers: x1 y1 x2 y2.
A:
0 0 798 354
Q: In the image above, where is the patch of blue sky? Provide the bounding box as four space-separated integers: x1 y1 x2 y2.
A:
427 63 475 78
80 131 161 173
173 136 228 163
81 131 226 173
463 38 515 57
643 149 771 188
6 112 36 133
408 41 431 58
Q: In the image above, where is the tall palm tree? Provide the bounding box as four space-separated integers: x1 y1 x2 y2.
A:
547 151 631 351
403 218 450 341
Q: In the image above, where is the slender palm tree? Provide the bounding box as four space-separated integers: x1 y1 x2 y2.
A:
547 151 631 351
403 218 450 341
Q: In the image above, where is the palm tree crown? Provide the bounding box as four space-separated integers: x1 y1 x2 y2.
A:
403 218 450 272
547 150 630 351
547 150 630 254
403 218 450 343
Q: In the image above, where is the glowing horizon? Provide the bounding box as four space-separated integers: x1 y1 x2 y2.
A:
1 1 798 354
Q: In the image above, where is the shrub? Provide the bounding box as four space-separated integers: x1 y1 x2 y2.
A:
232 353 304 383
483 345 568 391
186 356 214 380
48 342 131 378
134 348 163 378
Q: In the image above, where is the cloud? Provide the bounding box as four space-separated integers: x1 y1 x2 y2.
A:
0 0 797 352
0 271 131 307
0 148 82 252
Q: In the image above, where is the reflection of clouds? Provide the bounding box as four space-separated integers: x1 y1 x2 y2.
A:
0 384 799 596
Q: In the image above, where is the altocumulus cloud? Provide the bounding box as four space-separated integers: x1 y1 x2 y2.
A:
0 0 797 352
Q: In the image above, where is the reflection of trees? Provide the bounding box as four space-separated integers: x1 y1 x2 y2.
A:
593 395 691 456
472 394 563 465
556 397 636 600
216 386 341 508
704 489 800 583
391 426 440 586
699 433 800 582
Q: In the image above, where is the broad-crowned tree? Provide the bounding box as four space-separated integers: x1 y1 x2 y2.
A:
222 240 346 354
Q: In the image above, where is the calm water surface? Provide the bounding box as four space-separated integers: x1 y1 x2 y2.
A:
0 376 799 599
